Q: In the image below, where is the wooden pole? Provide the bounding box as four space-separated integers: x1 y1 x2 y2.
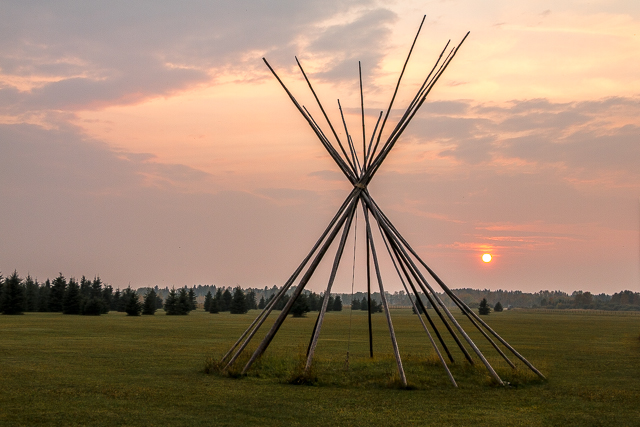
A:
305 202 358 371
364 202 373 357
378 224 457 387
263 58 357 184
359 61 366 169
371 195 545 379
367 15 426 170
338 99 362 174
365 111 383 171
295 57 358 176
364 194 476 364
387 239 455 363
365 33 469 185
224 188 360 368
241 192 361 374
362 192 504 385
363 205 407 386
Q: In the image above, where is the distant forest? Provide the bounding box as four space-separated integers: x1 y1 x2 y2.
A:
1 269 639 316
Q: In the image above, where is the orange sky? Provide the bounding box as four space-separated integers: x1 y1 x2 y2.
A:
1 1 639 294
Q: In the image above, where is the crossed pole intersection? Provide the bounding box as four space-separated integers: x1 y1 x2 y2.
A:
220 17 545 386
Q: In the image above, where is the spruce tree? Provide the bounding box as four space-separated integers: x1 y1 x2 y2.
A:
209 296 220 313
351 298 361 310
24 275 39 312
258 296 266 309
155 293 164 309
213 288 223 312
221 288 232 312
308 292 320 311
203 291 213 312
333 295 343 311
494 301 503 312
123 287 142 316
142 289 158 315
101 285 113 312
274 294 290 310
49 273 67 312
230 287 247 314
82 297 104 315
246 290 257 310
178 288 191 314
0 271 25 315
290 293 310 317
37 279 51 312
164 288 179 314
360 297 368 311
188 287 197 311
327 295 335 312
478 298 491 315
80 276 92 300
116 288 127 312
62 278 82 315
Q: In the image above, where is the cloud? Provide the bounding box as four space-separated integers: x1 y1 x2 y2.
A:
0 121 336 288
0 0 388 116
397 97 640 184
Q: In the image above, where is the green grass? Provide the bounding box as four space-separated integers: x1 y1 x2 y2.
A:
1 309 639 426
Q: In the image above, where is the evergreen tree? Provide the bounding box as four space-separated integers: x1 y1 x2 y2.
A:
123 287 142 316
178 288 191 314
274 294 290 310
230 287 247 314
308 292 320 311
80 276 92 300
494 301 503 312
116 288 128 312
246 290 257 310
91 277 103 298
111 289 121 312
327 295 335 312
203 291 213 312
82 297 104 315
351 298 361 310
478 298 491 315
213 288 223 312
360 297 368 311
333 295 343 311
142 289 158 315
188 287 197 311
164 288 180 315
101 286 112 313
37 279 51 312
258 296 266 309
0 271 25 315
209 296 220 313
373 299 383 313
221 288 232 312
290 293 310 317
24 275 39 312
62 278 82 315
49 273 67 312
155 293 163 309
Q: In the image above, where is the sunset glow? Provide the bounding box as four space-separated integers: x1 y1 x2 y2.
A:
1 1 639 294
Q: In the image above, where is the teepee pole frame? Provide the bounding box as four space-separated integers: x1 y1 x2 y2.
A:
220 16 544 386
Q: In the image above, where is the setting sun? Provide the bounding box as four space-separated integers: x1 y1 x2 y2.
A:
482 253 492 263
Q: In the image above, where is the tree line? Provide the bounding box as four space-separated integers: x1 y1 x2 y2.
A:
3 269 638 316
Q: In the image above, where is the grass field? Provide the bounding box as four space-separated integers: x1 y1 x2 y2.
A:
1 308 639 426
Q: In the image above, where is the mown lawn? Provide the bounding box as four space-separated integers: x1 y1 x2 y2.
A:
1 308 638 426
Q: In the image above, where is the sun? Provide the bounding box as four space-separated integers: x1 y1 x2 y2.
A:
482 253 492 263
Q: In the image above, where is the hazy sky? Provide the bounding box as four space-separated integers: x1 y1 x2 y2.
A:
1 1 639 294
